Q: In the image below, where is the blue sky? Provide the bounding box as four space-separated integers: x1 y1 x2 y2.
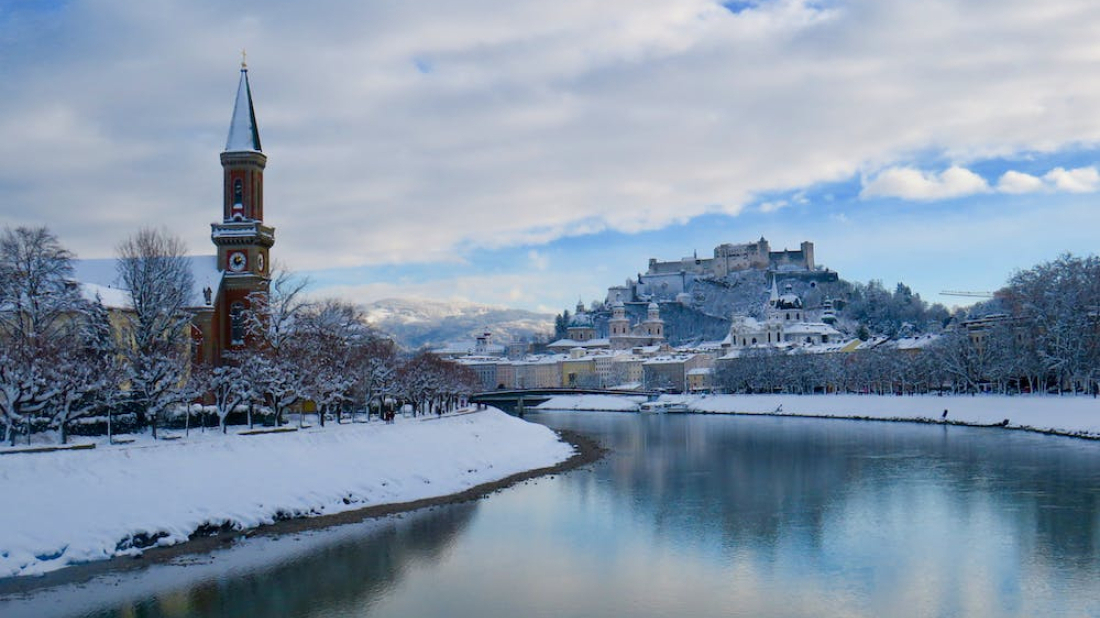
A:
2 0 1100 314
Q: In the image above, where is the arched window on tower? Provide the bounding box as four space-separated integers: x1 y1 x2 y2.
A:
230 302 246 346
232 179 244 220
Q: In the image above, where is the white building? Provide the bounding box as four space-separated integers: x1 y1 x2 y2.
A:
723 279 843 350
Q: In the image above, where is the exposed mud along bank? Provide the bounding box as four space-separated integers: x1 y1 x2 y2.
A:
0 409 598 580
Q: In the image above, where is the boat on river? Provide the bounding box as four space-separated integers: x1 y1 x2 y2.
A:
638 401 690 414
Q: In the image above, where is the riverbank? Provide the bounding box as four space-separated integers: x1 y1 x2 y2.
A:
537 393 1100 439
0 408 583 579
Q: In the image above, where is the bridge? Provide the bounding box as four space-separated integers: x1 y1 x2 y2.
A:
470 388 653 415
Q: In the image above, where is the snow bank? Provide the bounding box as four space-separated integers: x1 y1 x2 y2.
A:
533 393 1100 438
677 394 1100 438
536 394 646 412
0 409 573 578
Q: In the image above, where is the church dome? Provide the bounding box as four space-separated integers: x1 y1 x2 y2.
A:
569 312 593 327
775 284 803 310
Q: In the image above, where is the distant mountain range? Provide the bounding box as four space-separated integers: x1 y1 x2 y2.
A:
362 298 554 350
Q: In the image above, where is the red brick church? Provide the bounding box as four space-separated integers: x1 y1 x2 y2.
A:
191 60 275 365
72 61 277 366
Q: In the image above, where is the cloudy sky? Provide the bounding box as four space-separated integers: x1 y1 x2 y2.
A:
2 0 1100 313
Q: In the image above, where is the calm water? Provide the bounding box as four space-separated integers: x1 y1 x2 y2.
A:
3 413 1099 618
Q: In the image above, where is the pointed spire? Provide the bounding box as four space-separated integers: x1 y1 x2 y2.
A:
769 275 779 304
225 61 262 153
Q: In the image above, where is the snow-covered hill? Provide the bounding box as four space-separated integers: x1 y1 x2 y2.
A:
363 298 554 349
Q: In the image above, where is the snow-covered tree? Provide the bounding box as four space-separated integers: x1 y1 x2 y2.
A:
0 226 87 445
352 337 399 420
1003 254 1100 393
48 297 126 444
294 299 365 426
193 362 249 433
116 228 195 439
242 266 311 425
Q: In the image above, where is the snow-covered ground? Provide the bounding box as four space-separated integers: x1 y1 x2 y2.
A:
536 394 648 412
0 408 573 578
538 393 1100 438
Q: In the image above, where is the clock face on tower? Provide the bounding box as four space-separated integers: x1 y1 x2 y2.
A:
257 252 265 273
228 251 247 272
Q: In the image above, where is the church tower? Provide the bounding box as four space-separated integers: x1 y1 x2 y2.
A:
210 59 274 356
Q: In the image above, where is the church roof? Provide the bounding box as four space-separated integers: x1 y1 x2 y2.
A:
73 255 222 310
225 65 262 153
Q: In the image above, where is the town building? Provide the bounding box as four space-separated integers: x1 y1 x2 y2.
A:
642 354 712 392
432 331 506 359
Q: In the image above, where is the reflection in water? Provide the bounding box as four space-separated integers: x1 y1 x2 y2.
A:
0 504 477 618
527 413 1100 617
3 413 1099 617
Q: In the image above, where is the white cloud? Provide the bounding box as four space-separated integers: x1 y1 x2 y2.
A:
1043 166 1100 193
996 170 1045 194
863 165 1100 200
758 200 788 213
2 0 1100 276
860 166 990 200
995 166 1100 194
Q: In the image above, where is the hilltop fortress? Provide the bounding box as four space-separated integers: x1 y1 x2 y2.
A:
606 237 836 305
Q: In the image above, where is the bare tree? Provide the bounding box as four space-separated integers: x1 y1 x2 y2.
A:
116 228 195 439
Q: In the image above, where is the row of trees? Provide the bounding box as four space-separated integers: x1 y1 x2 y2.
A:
999 253 1100 394
0 226 480 445
713 337 984 395
199 270 479 434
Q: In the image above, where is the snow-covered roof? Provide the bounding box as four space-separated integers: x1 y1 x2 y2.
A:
547 338 579 349
73 256 223 310
783 322 841 336
506 354 565 366
729 316 763 332
453 356 501 365
79 282 132 310
432 340 506 356
890 335 941 351
643 355 695 365
547 337 610 350
854 336 890 351
226 67 262 152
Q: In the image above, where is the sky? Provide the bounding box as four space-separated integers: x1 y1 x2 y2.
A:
2 0 1100 314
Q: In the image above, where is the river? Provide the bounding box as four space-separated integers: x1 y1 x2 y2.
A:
2 412 1098 617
